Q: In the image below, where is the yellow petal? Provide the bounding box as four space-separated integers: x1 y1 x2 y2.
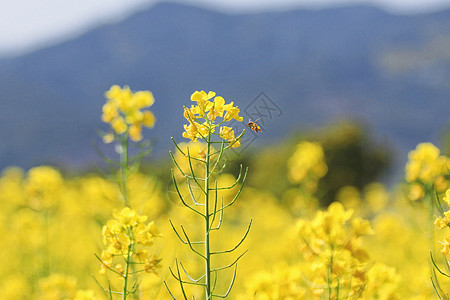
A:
143 110 156 128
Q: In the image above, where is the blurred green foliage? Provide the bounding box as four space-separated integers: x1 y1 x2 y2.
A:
232 120 391 207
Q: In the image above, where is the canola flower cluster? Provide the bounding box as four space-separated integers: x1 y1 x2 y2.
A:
236 201 403 300
297 202 374 298
182 90 243 147
288 141 328 192
434 189 450 253
101 85 156 143
165 89 252 299
99 207 163 276
405 143 449 201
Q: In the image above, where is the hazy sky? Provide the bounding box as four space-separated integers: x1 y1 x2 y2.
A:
2 0 450 56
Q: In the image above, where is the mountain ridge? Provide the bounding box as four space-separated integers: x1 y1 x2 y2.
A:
1 2 449 171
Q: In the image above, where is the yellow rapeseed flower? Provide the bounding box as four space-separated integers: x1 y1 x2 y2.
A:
111 117 127 134
182 123 199 141
296 202 373 296
405 142 448 185
142 110 156 128
191 90 215 115
207 96 225 121
113 207 148 226
443 188 450 206
220 126 240 148
223 101 243 122
133 90 155 108
182 90 243 147
439 237 450 254
101 101 118 123
102 85 156 142
434 211 450 229
288 141 328 187
99 207 162 277
129 123 143 142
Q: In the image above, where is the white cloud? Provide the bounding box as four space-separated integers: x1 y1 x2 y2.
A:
1 0 449 56
0 0 155 55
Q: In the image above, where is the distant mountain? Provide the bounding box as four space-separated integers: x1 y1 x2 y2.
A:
1 2 449 171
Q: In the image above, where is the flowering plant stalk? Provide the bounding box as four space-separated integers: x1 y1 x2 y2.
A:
296 202 374 299
404 143 450 299
94 85 161 300
404 143 448 239
431 188 450 299
165 90 251 299
99 85 156 207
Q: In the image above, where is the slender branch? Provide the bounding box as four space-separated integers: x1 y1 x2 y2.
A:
187 177 205 206
94 253 124 277
216 167 248 212
92 274 122 295
92 140 120 167
212 264 237 298
431 267 446 298
171 169 204 217
213 164 243 190
171 137 205 163
211 158 228 175
163 281 177 300
170 151 188 178
212 270 218 293
107 281 114 300
211 220 252 255
211 250 248 273
210 197 224 230
171 137 186 156
209 139 225 176
175 259 190 300
187 147 207 194
431 252 450 278
169 219 204 245
180 261 206 283
168 267 207 286
128 143 154 174
180 224 207 259
209 181 219 228
435 190 445 215
120 131 130 207
431 276 447 300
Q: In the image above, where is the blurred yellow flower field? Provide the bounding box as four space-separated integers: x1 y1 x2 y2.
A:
1 87 449 299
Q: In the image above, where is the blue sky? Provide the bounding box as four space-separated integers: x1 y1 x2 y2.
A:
2 0 450 56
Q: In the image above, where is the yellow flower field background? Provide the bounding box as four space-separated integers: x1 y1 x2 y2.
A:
1 86 449 299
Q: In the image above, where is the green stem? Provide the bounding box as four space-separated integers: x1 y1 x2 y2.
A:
205 126 212 299
121 131 130 207
44 209 50 278
328 242 334 300
123 244 132 300
121 130 134 300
